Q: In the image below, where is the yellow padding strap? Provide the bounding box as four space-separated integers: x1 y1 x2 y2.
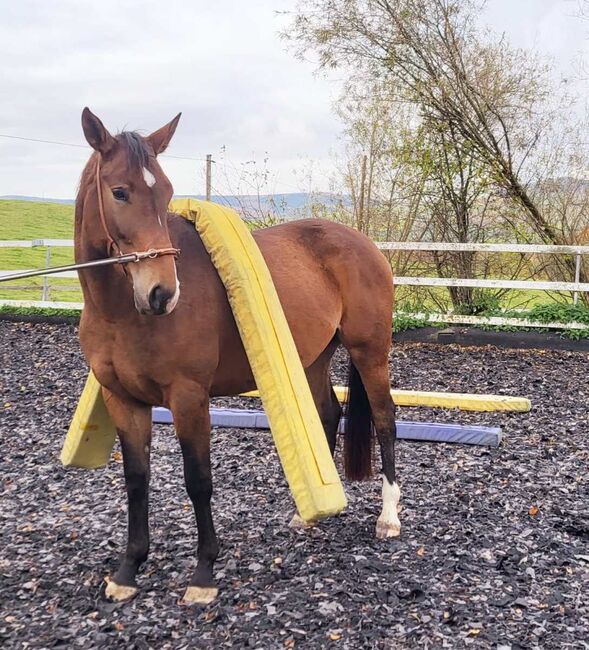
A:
62 199 346 521
171 198 346 521
243 387 531 412
60 372 117 468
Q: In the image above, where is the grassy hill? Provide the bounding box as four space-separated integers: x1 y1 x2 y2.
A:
0 200 78 301
0 199 74 239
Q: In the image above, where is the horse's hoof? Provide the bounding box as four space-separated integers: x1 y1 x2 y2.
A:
104 576 138 601
181 585 218 605
289 513 315 530
375 519 401 539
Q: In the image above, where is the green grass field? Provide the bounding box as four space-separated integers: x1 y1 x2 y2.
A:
0 198 579 310
0 200 80 301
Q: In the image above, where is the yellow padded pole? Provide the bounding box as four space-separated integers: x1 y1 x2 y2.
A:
242 387 531 413
171 199 346 521
62 200 347 522
60 372 117 468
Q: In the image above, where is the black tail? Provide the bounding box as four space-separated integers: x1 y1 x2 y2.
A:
343 360 374 481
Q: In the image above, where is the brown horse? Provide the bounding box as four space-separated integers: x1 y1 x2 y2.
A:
76 108 400 605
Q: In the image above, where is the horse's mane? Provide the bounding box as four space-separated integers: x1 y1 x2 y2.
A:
117 131 149 170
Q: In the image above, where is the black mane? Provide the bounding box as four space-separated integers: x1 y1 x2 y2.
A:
117 131 149 170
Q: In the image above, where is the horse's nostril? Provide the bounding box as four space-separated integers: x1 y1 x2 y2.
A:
148 284 170 314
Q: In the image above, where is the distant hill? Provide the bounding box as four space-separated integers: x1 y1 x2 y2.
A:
174 193 344 214
0 192 346 215
0 195 75 205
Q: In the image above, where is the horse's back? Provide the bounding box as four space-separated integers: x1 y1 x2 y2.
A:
168 215 393 396
253 218 393 307
253 218 394 357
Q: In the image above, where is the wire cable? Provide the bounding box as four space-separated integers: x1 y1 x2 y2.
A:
0 133 208 162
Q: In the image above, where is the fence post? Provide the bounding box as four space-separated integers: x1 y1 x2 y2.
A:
42 246 51 301
573 253 581 305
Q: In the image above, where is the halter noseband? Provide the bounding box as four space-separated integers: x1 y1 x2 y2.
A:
95 158 180 262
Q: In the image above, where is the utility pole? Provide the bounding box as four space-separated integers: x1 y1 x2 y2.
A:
205 154 212 201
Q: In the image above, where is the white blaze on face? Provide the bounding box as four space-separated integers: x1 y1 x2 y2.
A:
165 274 180 314
143 167 156 188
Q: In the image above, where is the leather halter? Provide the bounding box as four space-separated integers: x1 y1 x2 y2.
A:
95 158 180 261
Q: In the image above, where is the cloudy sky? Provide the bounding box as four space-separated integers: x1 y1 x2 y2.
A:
0 0 587 199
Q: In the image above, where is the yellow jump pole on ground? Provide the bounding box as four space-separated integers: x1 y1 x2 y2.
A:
62 199 347 523
172 198 346 521
60 372 117 468
242 387 531 413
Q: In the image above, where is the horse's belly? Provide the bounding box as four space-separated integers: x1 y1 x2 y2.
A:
209 279 340 397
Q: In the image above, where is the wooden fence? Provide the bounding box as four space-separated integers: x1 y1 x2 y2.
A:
2 239 589 330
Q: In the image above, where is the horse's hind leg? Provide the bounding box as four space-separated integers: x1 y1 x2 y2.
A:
170 383 219 605
101 388 152 601
307 340 342 455
345 345 401 539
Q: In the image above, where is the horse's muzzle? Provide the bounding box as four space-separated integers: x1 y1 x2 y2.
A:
147 284 176 315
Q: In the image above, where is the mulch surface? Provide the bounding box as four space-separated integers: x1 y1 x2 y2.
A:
0 322 587 649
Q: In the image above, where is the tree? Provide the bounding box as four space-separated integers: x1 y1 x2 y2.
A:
322 76 530 312
285 0 587 286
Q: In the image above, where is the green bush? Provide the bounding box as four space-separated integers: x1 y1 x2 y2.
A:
0 305 80 318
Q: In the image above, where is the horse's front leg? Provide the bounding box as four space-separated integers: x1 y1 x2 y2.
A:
170 384 219 605
102 387 152 601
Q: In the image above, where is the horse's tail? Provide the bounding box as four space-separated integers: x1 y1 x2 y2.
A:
343 360 374 481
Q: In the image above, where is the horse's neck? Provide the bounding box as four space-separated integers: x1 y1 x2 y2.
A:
75 192 132 320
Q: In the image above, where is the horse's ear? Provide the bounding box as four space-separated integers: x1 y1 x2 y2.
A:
81 108 116 155
147 113 182 155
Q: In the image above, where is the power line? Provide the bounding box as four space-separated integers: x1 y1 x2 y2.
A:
0 132 322 194
0 133 207 162
0 133 87 149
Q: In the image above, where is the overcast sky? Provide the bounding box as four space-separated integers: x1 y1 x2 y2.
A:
0 0 587 199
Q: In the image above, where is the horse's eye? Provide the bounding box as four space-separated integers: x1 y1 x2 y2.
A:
112 187 128 202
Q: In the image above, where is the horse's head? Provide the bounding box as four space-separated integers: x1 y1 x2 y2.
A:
81 107 181 316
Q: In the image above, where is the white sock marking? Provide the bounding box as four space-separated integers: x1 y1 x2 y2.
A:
143 167 156 188
379 478 401 529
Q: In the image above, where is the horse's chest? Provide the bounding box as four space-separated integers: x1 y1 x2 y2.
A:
81 325 168 405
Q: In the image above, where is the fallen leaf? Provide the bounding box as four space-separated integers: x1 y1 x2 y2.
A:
529 505 539 516
112 451 122 461
417 546 425 557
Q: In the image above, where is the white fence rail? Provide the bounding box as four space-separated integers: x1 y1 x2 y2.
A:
2 239 589 330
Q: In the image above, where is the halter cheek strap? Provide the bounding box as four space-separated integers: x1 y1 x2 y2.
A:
95 159 119 256
95 158 180 261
